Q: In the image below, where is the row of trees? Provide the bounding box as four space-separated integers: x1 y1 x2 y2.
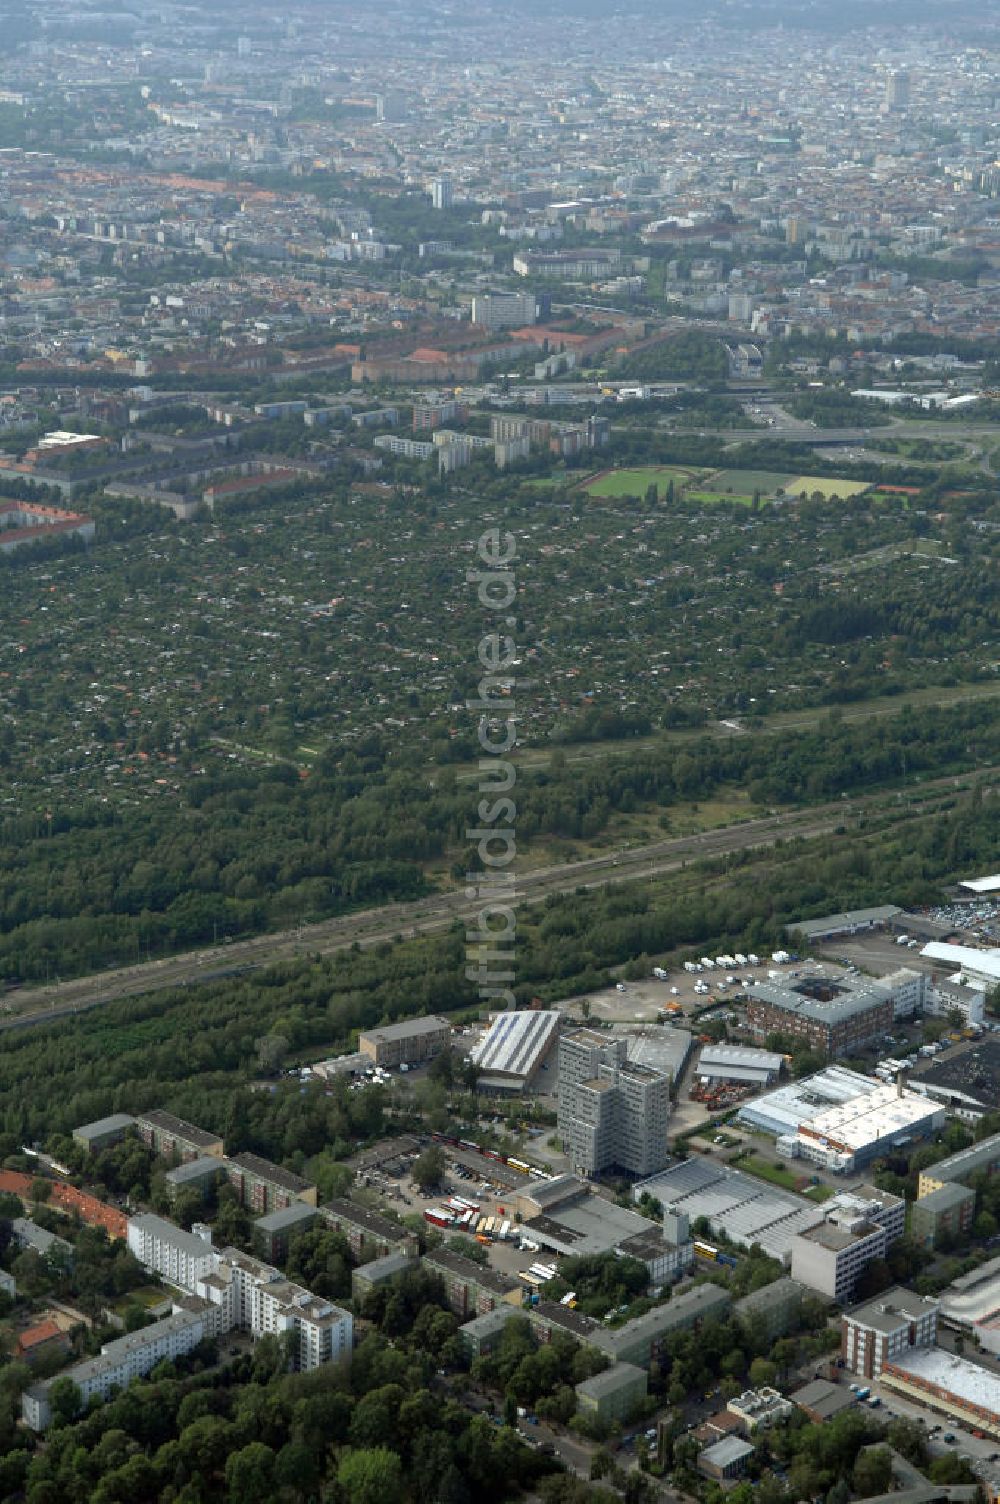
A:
0 786 995 1161
3 698 999 980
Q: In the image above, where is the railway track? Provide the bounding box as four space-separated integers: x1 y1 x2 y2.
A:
0 768 987 1033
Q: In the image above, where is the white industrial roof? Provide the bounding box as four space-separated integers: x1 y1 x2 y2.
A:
698 1046 784 1072
940 1256 1000 1327
921 942 1000 983
626 1027 693 1081
959 875 1000 894
888 1349 1000 1419
738 1065 876 1136
804 1083 942 1152
471 1009 559 1080
633 1158 824 1262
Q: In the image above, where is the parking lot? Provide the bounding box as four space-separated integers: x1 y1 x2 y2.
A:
818 932 938 978
870 1379 1000 1460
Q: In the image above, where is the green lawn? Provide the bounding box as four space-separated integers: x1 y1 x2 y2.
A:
711 469 794 494
582 465 703 497
785 475 871 499
686 489 758 506
735 1154 803 1191
114 1285 171 1313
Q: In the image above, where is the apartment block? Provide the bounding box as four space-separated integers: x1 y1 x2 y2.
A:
199 1249 353 1374
125 1213 352 1378
841 1288 939 1379
319 1199 419 1261
351 1251 416 1303
470 291 538 330
734 1278 804 1341
164 1156 225 1203
253 1202 319 1262
459 1304 523 1360
575 1363 648 1423
224 1152 317 1216
423 1248 523 1319
23 1310 209 1430
557 1029 669 1178
134 1109 224 1163
917 1132 1000 1198
72 1113 136 1153
910 1182 976 1249
126 1214 217 1291
372 434 435 460
590 1282 733 1366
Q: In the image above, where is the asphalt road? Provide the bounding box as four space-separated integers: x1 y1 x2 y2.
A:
1 766 991 1033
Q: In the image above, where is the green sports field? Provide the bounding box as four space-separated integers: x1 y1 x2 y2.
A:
582 465 705 497
784 475 871 499
685 490 760 506
709 469 793 495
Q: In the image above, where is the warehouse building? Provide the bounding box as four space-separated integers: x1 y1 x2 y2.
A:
740 1071 944 1172
72 1113 136 1154
841 1288 939 1378
633 1158 826 1264
958 874 1000 895
746 974 894 1055
788 906 902 942
789 1377 856 1423
780 1083 944 1171
910 1183 976 1249
576 1363 647 1424
920 942 1000 994
738 1065 877 1138
358 1015 451 1068
881 1349 1000 1438
625 1026 693 1084
470 1009 560 1093
519 1175 693 1284
695 1046 783 1089
939 1257 1000 1353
